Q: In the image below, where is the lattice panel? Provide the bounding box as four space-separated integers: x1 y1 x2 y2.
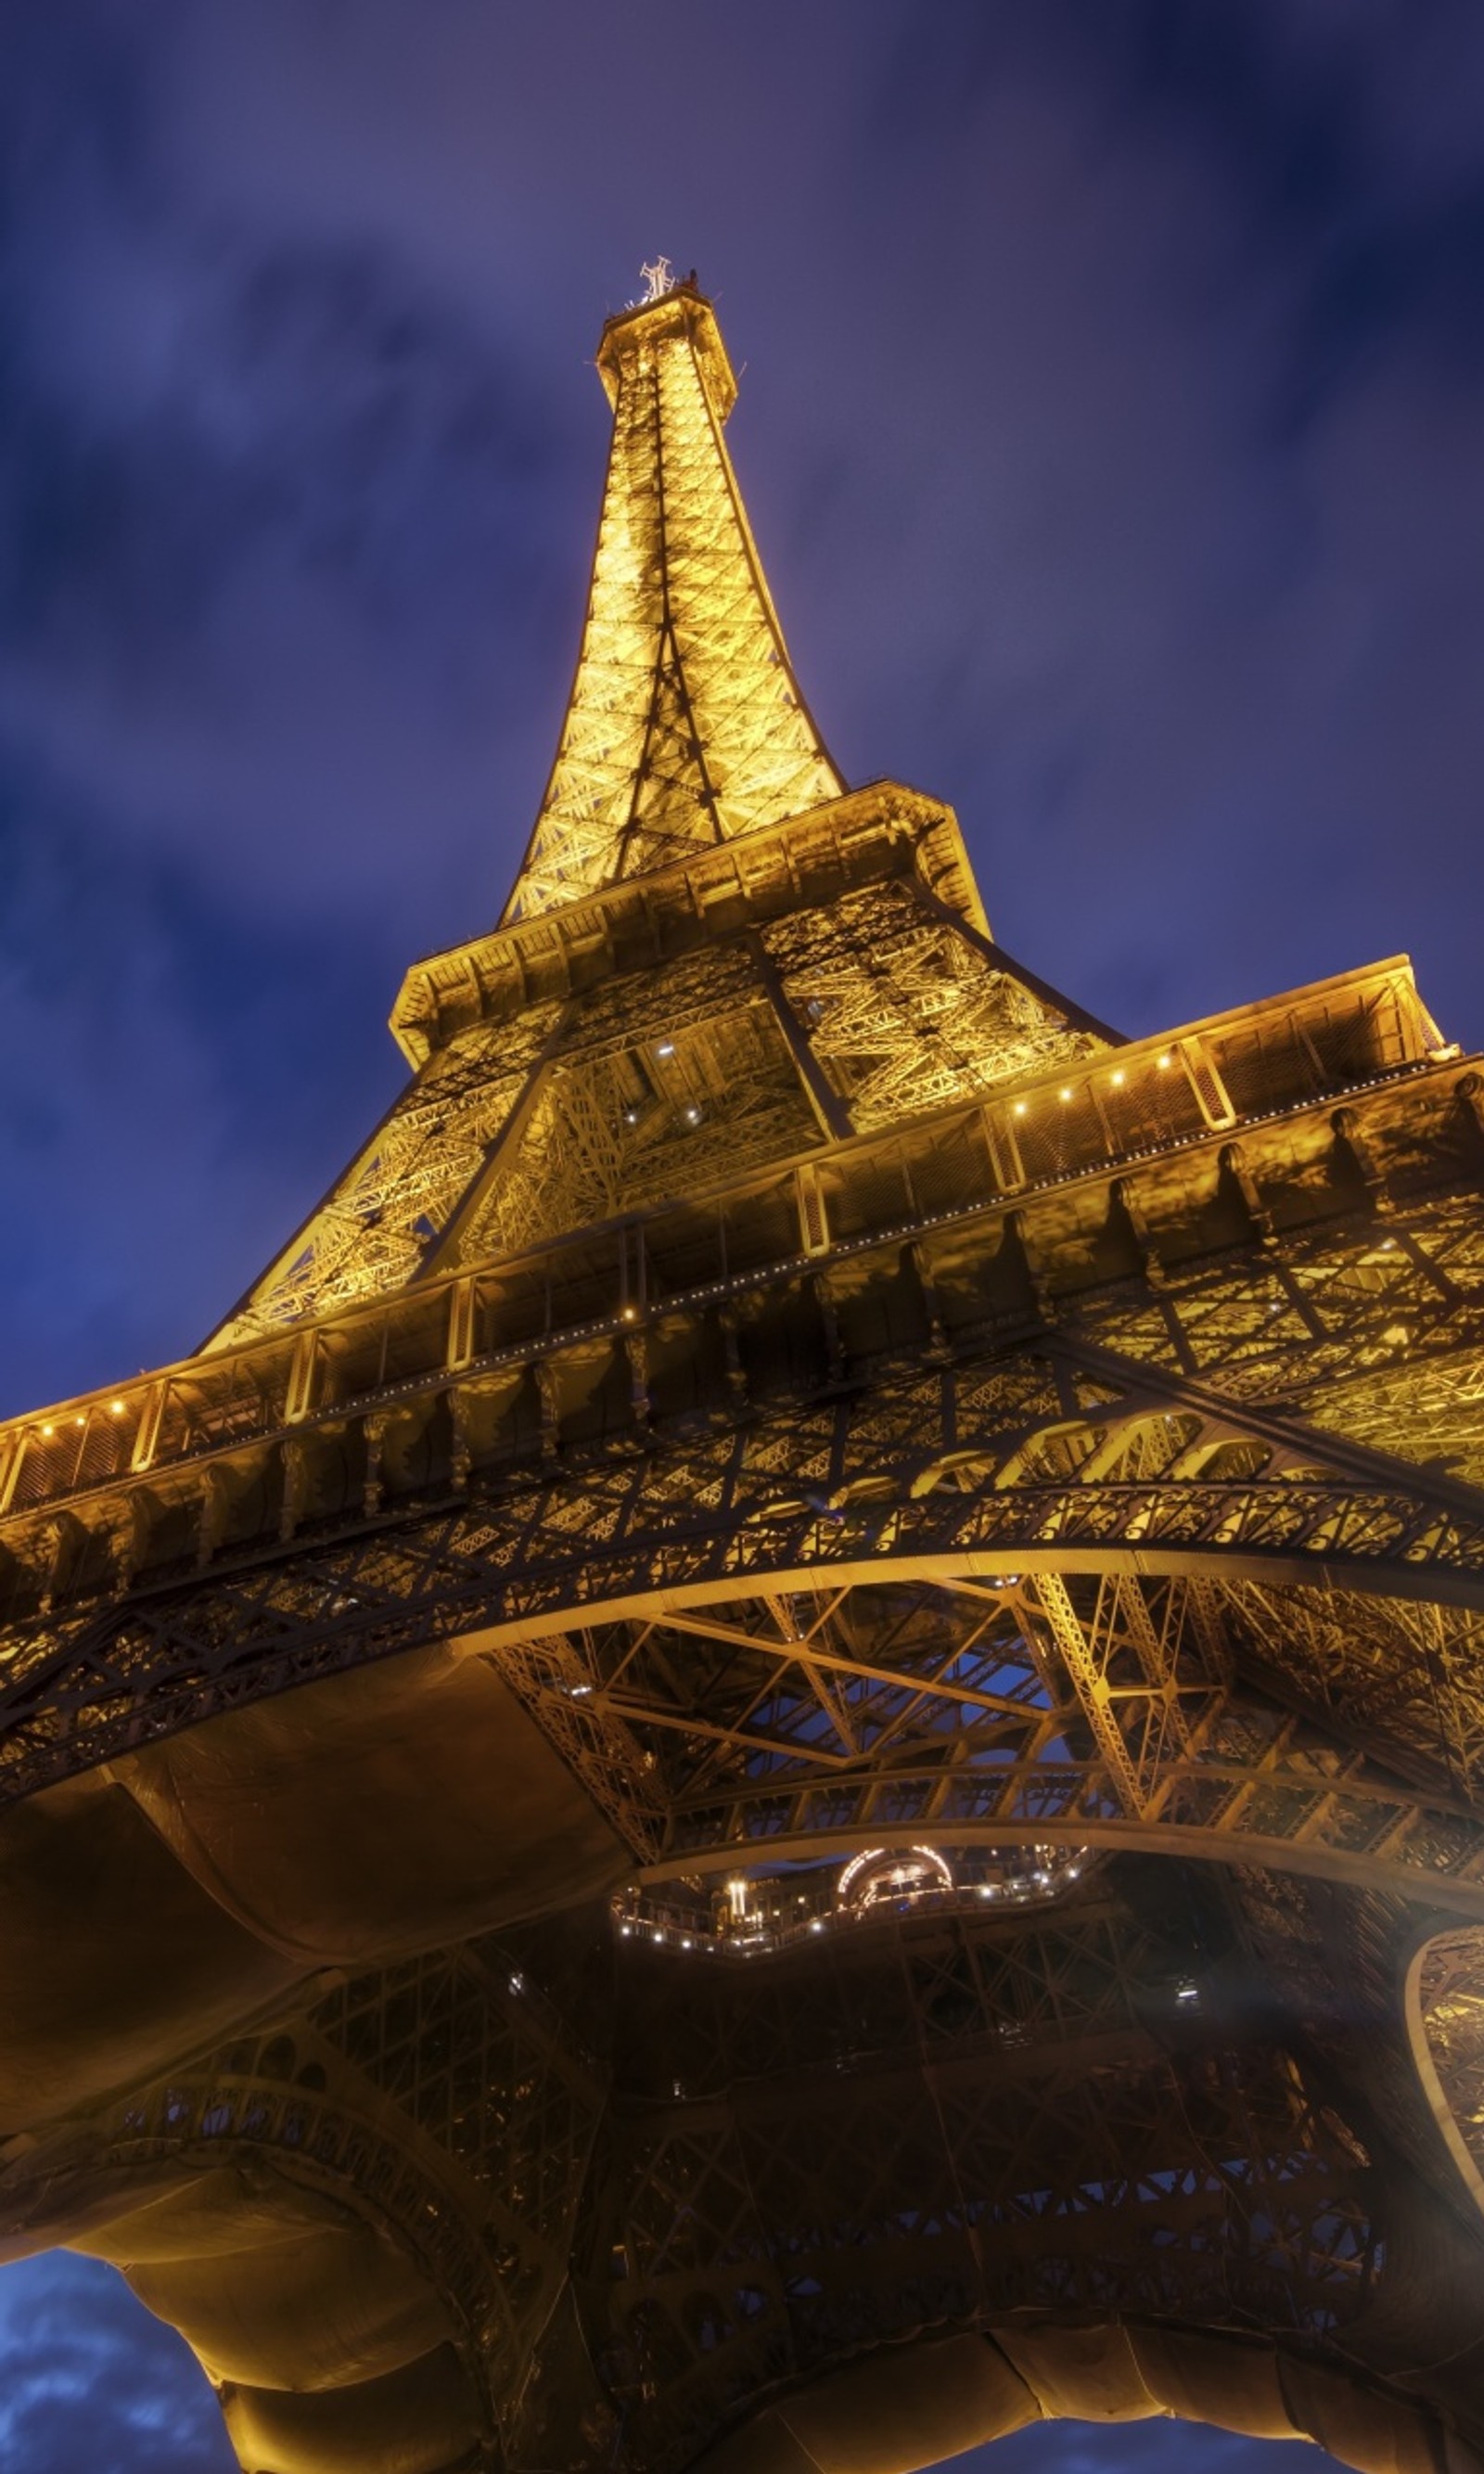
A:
905 1909 1159 2049
1227 1583 1484 1804
214 1003 563 1342
1068 1195 1484 1434
9 2029 510 2412
1416 1928 1484 2185
591 2005 1380 2474
463 1001 819 1262
497 1572 1236 1848
933 2042 1375 2332
315 1950 602 2262
761 880 1100 1130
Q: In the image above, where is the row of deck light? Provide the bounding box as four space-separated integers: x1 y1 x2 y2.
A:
614 1841 1089 1958
38 1399 127 1439
1012 1055 1173 1120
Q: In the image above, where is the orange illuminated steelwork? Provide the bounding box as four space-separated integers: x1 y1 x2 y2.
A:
4 270 1484 2474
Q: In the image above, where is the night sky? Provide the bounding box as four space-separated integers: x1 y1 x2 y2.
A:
3 2 1480 2464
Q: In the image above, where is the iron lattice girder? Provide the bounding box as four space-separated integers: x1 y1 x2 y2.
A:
505 1571 1484 1898
0 923 1461 1539
10 1312 1484 1908
1 1009 1475 1583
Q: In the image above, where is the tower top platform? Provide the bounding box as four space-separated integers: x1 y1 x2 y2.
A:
595 275 738 419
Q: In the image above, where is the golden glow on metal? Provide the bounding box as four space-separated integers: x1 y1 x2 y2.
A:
6 283 1484 2474
501 282 842 922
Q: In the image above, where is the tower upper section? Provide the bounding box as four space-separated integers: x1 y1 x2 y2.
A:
198 277 1124 1348
500 276 844 921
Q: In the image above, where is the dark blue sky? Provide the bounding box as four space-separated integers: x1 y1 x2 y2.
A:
2 0 1478 2463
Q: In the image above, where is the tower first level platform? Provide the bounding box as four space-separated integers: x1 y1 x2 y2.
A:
6 276 1484 2474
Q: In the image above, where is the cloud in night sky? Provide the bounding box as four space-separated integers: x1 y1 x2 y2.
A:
2 0 1482 2464
0 2251 234 2471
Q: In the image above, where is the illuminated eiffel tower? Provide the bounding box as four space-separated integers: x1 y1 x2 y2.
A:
7 267 1484 2474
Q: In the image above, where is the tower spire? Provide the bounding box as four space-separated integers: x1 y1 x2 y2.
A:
501 274 843 921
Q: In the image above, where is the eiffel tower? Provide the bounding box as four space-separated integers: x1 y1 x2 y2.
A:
6 268 1484 2474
